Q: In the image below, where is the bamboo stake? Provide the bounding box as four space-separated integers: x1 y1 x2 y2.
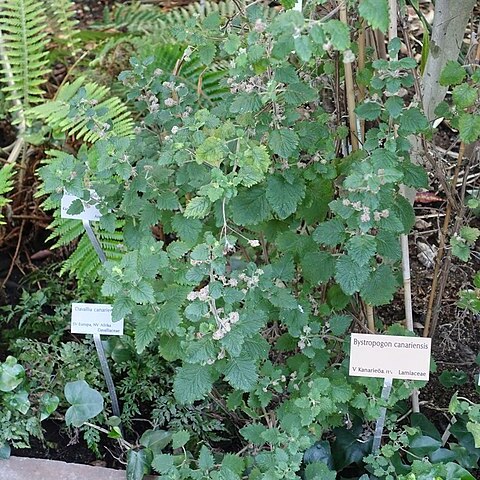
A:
388 0 419 412
340 1 374 331
340 3 359 152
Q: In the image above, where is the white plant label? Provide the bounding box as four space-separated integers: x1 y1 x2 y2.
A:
71 303 123 336
349 333 431 381
61 192 101 221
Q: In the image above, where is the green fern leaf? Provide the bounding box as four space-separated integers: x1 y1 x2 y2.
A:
0 0 50 117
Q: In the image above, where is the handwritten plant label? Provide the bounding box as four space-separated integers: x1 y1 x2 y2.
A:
71 303 123 336
349 333 432 381
61 192 101 221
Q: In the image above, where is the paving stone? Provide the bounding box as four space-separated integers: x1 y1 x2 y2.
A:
0 456 156 480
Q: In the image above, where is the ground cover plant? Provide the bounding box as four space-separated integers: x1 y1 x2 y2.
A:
0 0 479 479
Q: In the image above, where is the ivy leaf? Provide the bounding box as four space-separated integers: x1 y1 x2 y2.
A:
313 218 346 246
266 174 305 219
64 380 104 427
127 449 152 480
355 101 382 121
360 264 398 306
268 129 299 158
335 255 369 295
0 356 24 392
184 196 211 219
346 235 376 266
230 185 271 225
439 61 466 86
466 422 480 448
172 430 190 449
174 363 215 404
358 0 389 32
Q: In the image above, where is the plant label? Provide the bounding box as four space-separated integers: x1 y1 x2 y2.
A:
61 192 101 221
349 333 431 381
71 303 123 336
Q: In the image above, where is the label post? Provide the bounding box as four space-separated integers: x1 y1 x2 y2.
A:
349 333 432 452
62 193 121 420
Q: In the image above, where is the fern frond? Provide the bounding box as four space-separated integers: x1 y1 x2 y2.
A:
46 0 80 52
0 163 15 223
27 76 134 141
0 0 50 115
59 223 124 281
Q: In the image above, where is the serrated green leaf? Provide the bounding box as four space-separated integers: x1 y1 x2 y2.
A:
131 281 155 304
335 255 369 295
360 264 398 306
198 44 216 65
451 236 470 261
230 185 271 225
266 174 305 219
399 108 429 134
184 196 211 219
135 314 157 354
439 61 466 86
346 235 376 266
301 251 335 285
199 445 215 470
460 226 480 244
174 363 215 404
323 20 350 51
330 314 352 336
384 96 404 118
268 129 299 158
458 113 480 144
359 0 389 33
224 356 258 391
284 82 317 105
402 161 428 188
196 137 226 166
356 101 382 120
294 35 312 62
376 231 401 260
313 218 346 246
452 83 478 109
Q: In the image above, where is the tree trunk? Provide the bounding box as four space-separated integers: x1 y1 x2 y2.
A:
422 0 476 121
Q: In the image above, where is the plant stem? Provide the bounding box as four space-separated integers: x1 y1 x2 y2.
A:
423 142 465 337
339 3 359 152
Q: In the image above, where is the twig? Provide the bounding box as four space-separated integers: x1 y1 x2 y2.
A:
423 142 466 337
1 220 24 288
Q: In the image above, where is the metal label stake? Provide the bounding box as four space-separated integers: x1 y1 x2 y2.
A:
372 377 393 453
82 219 121 420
